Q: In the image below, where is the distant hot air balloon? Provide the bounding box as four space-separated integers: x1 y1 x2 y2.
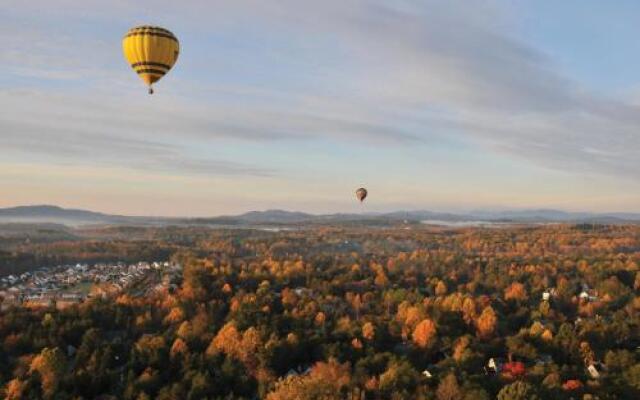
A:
356 188 368 203
122 25 180 94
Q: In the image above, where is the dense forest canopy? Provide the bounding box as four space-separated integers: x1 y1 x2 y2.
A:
0 224 639 399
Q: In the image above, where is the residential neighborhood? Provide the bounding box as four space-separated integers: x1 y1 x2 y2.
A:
0 261 182 309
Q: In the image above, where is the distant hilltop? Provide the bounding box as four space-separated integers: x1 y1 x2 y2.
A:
0 205 639 227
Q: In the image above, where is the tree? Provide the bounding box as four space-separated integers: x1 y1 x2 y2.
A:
134 335 167 368
435 281 448 296
208 322 241 357
266 359 350 400
412 318 437 349
181 260 214 301
266 375 336 400
476 306 497 339
453 335 472 363
362 322 375 341
624 364 640 390
314 312 326 327
170 338 189 359
579 342 595 366
504 282 527 302
3 378 25 400
497 381 540 400
29 347 67 399
239 327 263 372
375 271 389 287
310 358 351 388
461 297 476 324
405 306 423 330
436 373 462 400
164 307 185 324
378 360 419 397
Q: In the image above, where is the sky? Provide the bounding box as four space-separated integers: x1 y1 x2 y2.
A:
1 0 640 216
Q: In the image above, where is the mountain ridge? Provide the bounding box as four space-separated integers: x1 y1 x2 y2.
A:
0 205 639 226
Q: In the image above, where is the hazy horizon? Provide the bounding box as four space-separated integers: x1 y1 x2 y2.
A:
1 203 639 219
3 1 640 216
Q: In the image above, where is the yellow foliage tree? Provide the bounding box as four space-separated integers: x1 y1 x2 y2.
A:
207 322 241 357
164 307 185 324
404 306 423 330
412 318 437 349
170 338 189 359
504 282 528 302
362 322 375 341
453 336 471 362
435 280 448 296
4 378 25 400
461 297 477 324
266 359 350 400
476 306 497 339
29 347 66 399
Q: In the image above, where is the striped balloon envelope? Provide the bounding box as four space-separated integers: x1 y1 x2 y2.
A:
122 26 180 94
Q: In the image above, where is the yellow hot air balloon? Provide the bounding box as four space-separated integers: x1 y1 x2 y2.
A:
122 25 179 94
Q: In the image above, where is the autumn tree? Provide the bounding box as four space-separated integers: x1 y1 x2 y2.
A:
476 306 497 339
3 379 25 400
453 335 472 363
207 322 241 357
164 307 185 325
362 322 375 341
378 360 420 397
29 347 66 399
314 312 326 327
412 318 437 349
170 338 189 359
461 297 476 324
497 381 540 400
436 373 462 400
266 359 350 400
239 327 263 372
181 259 214 301
504 282 527 302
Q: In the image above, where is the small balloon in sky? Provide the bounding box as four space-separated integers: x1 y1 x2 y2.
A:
356 187 368 202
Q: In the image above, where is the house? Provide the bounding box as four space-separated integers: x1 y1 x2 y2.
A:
422 370 433 378
587 362 606 379
502 361 526 378
485 357 505 375
285 365 311 379
579 290 599 302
